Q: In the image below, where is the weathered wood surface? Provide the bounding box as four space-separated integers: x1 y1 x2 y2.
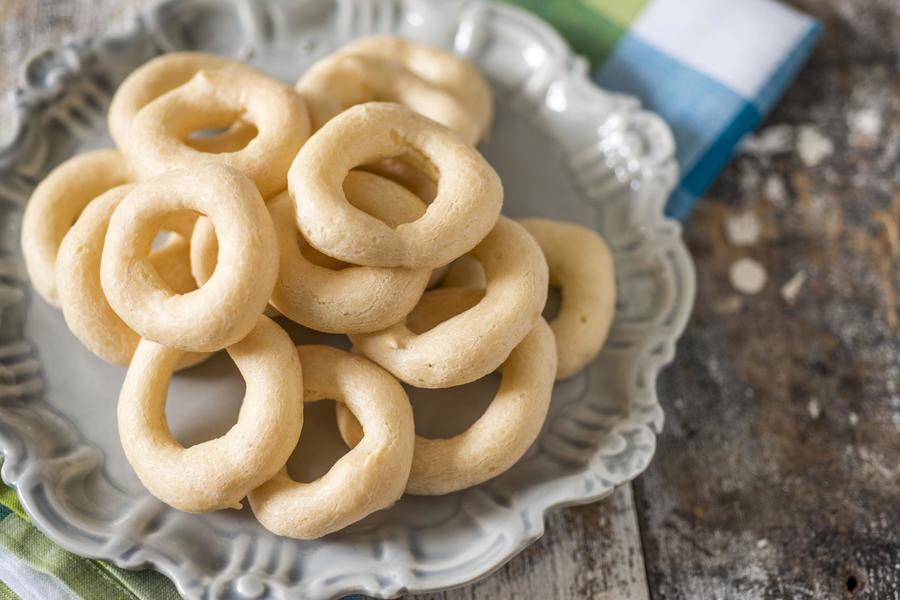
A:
0 2 650 600
2 0 898 599
638 0 900 598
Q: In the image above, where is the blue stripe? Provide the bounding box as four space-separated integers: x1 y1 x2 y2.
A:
595 34 753 219
680 101 761 192
595 34 749 172
665 186 698 222
753 21 823 116
665 101 760 219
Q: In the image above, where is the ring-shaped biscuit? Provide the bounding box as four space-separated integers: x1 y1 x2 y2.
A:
109 52 253 148
296 53 480 145
349 216 548 388
21 149 130 306
56 185 206 368
249 345 414 539
191 171 430 333
519 219 616 379
118 316 303 512
339 36 493 139
123 67 309 197
288 102 502 269
337 287 556 495
101 164 279 353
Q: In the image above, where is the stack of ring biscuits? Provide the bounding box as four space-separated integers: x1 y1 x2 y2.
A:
20 36 616 539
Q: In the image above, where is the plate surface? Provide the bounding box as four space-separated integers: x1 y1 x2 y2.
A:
0 0 694 598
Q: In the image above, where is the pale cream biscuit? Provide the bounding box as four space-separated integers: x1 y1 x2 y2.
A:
296 53 480 145
101 164 278 353
118 316 303 512
56 185 206 368
109 52 249 148
288 102 502 269
249 345 414 539
338 287 556 495
350 216 548 388
108 52 263 154
519 219 616 379
191 172 431 333
21 149 130 306
123 67 309 197
339 36 493 140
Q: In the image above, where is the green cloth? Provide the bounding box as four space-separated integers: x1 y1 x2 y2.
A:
0 475 180 599
0 578 21 600
499 0 637 65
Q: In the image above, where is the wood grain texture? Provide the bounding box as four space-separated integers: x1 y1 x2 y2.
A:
637 0 900 599
0 2 651 599
419 486 650 600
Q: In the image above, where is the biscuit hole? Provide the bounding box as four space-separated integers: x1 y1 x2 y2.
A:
406 289 484 334
166 352 245 448
299 243 349 270
441 255 486 289
358 151 438 204
285 400 350 483
150 230 175 250
186 119 258 154
543 286 562 321
407 375 500 439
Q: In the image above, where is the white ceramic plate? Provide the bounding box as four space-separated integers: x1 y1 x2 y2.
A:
0 0 694 598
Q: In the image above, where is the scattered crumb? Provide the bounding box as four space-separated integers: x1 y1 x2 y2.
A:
739 163 761 192
725 212 761 246
781 271 807 305
848 107 883 147
849 412 859 426
763 174 787 208
797 125 834 167
808 398 821 419
740 124 793 156
756 539 769 549
714 295 743 315
729 258 767 295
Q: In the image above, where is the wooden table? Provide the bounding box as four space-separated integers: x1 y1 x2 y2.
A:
2 0 897 598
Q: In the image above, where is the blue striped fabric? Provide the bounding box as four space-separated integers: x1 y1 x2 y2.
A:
589 0 821 219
